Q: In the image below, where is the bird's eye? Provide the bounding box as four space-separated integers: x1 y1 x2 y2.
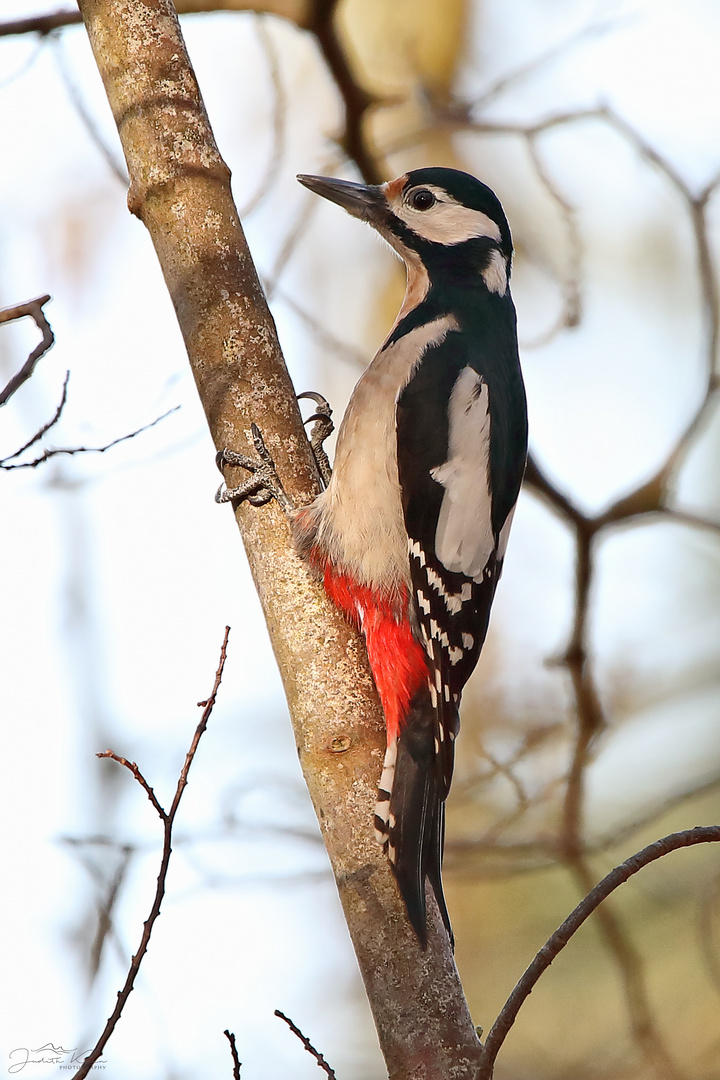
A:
409 188 436 211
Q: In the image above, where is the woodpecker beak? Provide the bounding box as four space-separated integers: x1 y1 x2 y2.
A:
297 174 385 224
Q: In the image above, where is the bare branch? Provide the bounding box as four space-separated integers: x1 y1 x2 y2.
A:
87 845 135 981
77 3 485 1074
235 14 286 219
0 294 54 406
0 0 310 39
52 34 128 184
275 1010 337 1078
306 0 382 184
224 1029 242 1079
522 136 582 344
96 751 167 819
522 453 586 527
660 508 720 535
473 17 624 111
75 627 231 1079
0 8 82 36
479 827 720 1079
269 286 368 369
0 369 70 463
0 405 180 470
0 35 47 88
60 836 137 978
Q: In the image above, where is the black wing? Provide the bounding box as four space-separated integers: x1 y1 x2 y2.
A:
389 314 526 942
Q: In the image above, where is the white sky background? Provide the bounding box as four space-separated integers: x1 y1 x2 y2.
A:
1 1 719 1077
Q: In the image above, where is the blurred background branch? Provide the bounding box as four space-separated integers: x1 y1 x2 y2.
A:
0 293 54 404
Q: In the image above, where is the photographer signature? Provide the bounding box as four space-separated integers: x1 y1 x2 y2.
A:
8 1044 106 1073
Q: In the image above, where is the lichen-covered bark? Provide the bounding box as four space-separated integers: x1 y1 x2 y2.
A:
77 0 483 1074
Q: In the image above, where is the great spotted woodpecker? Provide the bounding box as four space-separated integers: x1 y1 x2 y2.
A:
289 168 528 946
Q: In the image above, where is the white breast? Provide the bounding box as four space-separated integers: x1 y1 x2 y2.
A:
314 315 457 592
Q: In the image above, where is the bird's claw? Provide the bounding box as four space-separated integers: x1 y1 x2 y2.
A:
298 391 334 487
215 423 292 511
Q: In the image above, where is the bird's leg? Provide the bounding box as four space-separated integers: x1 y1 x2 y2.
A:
215 423 293 512
298 391 334 488
215 393 333 511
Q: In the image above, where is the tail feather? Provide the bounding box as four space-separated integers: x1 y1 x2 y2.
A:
374 739 397 842
375 688 455 948
426 801 453 947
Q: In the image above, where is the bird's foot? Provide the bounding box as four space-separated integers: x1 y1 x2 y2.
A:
298 391 334 488
215 423 293 512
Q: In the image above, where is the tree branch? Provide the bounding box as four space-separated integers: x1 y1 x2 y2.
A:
0 404 179 470
478 827 720 1078
75 626 231 1079
306 0 382 184
76 1 483 1075
0 0 310 38
224 1029 242 1079
275 1010 337 1078
0 369 70 463
0 294 54 406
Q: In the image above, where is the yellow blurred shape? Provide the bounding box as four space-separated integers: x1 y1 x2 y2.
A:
339 0 466 101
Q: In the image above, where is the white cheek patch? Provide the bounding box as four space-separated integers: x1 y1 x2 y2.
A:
430 367 494 580
387 184 502 246
482 249 508 295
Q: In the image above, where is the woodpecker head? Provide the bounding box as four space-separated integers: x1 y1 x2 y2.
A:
297 167 512 296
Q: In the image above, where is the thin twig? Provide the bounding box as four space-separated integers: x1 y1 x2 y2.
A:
306 0 382 185
74 627 231 1080
0 294 54 406
0 405 180 470
235 15 286 219
0 34 47 89
524 136 582 341
473 17 623 111
52 35 128 184
479 827 720 1078
268 286 367 369
447 771 720 878
60 836 137 977
0 370 70 463
224 1029 242 1079
88 845 135 981
264 194 319 300
0 8 82 37
0 1 311 39
96 751 167 819
275 1009 337 1078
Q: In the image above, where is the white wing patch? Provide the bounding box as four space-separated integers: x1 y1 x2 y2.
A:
430 367 494 580
496 503 516 561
